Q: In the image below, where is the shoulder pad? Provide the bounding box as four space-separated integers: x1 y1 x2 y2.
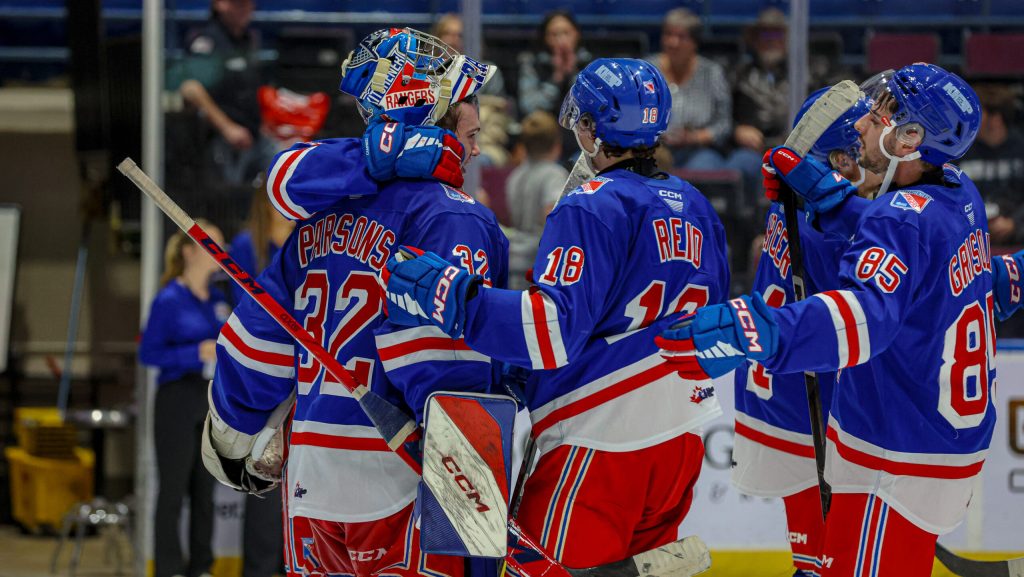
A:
888 190 934 214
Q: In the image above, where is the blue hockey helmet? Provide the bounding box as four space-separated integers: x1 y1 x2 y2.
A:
859 63 980 166
793 86 871 165
339 28 494 126
558 58 672 149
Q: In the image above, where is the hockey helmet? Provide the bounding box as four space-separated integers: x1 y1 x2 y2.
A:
558 58 672 149
339 28 495 126
859 63 980 166
794 86 870 165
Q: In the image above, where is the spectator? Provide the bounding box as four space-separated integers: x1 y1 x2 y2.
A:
647 8 732 169
139 220 230 577
727 8 792 196
227 188 291 577
517 10 593 118
175 0 275 188
432 13 512 166
958 83 1024 248
505 111 568 289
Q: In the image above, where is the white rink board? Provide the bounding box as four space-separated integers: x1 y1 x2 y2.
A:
680 351 1024 551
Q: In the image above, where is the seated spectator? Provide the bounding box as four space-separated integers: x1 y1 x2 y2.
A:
726 8 792 198
517 11 593 118
174 0 276 188
432 13 512 166
505 111 568 289
647 8 732 169
958 83 1024 248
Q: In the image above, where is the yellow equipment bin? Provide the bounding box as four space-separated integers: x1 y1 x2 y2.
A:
7 407 96 531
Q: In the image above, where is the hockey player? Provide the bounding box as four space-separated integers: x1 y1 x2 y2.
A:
201 28 505 577
657 64 989 576
994 249 1024 320
734 87 875 577
382 58 730 568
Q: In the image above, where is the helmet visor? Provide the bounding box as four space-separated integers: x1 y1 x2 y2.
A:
860 70 900 120
559 91 582 130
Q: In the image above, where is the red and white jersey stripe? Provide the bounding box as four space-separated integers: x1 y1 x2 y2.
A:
731 412 819 497
815 290 871 367
375 326 490 372
529 352 722 455
825 417 987 534
267 143 319 221
217 314 296 379
286 419 419 522
522 289 569 370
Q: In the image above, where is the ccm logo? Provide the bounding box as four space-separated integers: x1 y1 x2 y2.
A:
442 456 490 513
432 266 461 324
730 298 764 353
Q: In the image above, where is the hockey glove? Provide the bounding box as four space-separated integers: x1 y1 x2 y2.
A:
766 146 857 217
761 149 784 201
382 246 483 338
363 118 465 188
993 251 1024 321
655 292 779 380
200 413 283 496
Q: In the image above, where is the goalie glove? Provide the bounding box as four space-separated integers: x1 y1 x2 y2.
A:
200 386 294 496
363 118 465 189
655 292 779 380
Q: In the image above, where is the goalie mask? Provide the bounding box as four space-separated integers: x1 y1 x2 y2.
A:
859 64 980 194
339 28 495 126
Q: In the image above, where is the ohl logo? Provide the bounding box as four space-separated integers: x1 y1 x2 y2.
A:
294 483 308 499
690 384 716 404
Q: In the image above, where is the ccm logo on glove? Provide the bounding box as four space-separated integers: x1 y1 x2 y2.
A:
433 266 462 324
731 297 765 353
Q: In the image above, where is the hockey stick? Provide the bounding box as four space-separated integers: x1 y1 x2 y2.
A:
935 543 1024 577
119 158 706 577
117 158 421 469
778 79 863 519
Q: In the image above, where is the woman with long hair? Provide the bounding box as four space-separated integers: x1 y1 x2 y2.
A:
140 220 230 577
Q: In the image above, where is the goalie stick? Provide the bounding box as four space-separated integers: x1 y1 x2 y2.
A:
119 158 709 577
777 79 863 519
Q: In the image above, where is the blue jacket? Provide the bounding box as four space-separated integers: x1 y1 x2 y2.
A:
139 280 231 385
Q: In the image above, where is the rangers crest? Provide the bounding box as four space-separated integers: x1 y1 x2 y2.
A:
568 176 612 196
890 190 933 213
443 184 476 204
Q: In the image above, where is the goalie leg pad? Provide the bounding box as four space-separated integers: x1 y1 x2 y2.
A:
418 391 518 558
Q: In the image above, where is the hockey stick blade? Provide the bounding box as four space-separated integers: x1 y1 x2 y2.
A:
784 79 862 156
935 543 1024 577
117 158 421 468
564 536 710 577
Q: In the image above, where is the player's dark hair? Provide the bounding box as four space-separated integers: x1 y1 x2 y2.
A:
602 141 661 161
436 94 478 132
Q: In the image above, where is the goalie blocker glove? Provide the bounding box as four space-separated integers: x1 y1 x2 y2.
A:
655 292 779 380
766 146 859 219
363 118 466 189
382 246 484 338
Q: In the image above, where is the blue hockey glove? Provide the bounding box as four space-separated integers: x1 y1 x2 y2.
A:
654 292 779 380
381 246 483 338
363 118 465 188
767 146 857 217
993 251 1024 321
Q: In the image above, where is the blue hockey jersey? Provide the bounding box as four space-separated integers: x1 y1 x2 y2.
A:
462 167 730 455
732 204 844 497
763 166 996 533
211 142 508 523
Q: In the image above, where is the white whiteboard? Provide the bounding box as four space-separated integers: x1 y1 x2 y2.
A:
0 205 20 374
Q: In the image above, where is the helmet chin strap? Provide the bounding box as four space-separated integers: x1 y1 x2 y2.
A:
573 125 602 172
849 165 866 187
877 124 921 196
